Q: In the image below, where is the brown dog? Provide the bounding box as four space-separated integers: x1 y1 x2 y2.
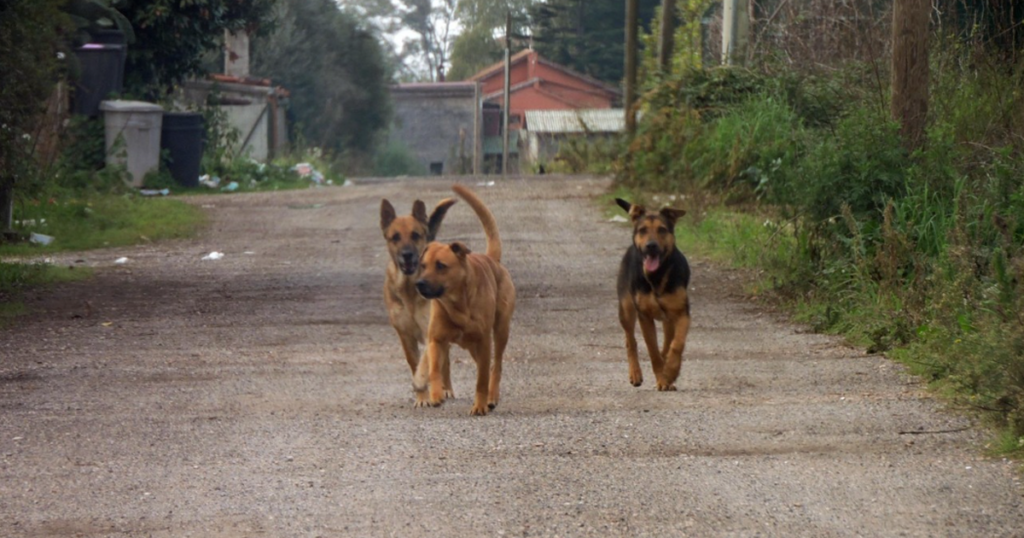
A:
380 195 457 404
615 198 691 391
413 184 516 415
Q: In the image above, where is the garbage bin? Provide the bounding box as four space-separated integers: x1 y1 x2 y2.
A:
73 41 126 117
99 100 164 187
160 112 205 188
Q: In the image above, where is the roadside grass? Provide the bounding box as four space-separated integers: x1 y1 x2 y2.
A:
2 196 207 255
0 195 204 321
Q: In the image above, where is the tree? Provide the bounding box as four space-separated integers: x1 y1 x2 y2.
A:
119 0 278 98
891 0 929 150
0 0 72 230
251 0 391 158
529 0 660 83
447 0 534 81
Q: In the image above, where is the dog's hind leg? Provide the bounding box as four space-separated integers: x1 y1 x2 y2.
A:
488 308 513 410
442 354 455 400
618 297 643 387
470 336 493 416
659 312 690 391
638 314 666 388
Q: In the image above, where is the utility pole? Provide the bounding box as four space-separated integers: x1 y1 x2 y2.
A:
721 0 750 66
502 11 511 176
891 0 930 151
625 0 638 136
658 0 676 72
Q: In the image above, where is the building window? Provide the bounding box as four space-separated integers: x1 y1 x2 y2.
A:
429 162 443 175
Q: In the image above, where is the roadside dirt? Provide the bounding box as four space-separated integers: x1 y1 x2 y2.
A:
1 175 1022 537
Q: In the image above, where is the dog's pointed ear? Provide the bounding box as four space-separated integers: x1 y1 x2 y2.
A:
449 241 471 260
381 199 397 231
659 207 687 228
411 200 428 225
616 198 646 223
426 198 457 241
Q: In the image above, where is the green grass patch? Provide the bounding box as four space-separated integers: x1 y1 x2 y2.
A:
2 195 206 255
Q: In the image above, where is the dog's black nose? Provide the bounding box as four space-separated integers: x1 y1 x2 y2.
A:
645 240 660 253
401 251 415 261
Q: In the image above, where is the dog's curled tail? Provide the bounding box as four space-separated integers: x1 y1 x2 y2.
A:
452 184 501 262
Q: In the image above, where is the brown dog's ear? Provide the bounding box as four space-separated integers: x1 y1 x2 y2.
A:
381 199 397 231
659 207 687 228
449 241 471 260
426 198 457 241
411 200 428 225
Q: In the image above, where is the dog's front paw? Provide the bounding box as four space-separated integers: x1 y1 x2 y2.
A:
413 391 431 407
444 388 456 399
470 403 489 416
656 380 677 391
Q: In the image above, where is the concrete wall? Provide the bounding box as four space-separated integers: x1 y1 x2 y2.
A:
389 83 481 175
179 79 277 162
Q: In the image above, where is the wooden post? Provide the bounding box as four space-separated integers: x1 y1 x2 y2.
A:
625 0 638 136
891 0 930 150
502 11 511 176
658 0 676 72
721 0 749 66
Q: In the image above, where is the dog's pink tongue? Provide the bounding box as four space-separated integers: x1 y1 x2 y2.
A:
644 255 660 273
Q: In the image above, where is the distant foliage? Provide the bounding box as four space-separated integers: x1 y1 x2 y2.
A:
252 0 391 161
529 0 661 83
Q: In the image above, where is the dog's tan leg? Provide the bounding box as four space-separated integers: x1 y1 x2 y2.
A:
659 313 690 391
414 340 449 407
397 330 421 375
618 297 643 387
470 337 492 416
488 309 512 410
442 353 455 400
638 314 666 386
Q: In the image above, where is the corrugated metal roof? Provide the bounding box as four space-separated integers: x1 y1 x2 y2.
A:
524 109 625 134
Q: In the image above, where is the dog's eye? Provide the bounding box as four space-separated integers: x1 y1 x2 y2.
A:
411 232 421 241
391 233 401 243
436 262 447 272
658 226 669 235
637 226 647 235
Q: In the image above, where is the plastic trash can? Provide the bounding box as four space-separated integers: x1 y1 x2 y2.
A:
161 112 205 188
73 41 126 117
100 100 164 187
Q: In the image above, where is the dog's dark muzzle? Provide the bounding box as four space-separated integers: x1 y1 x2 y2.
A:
398 249 419 275
415 280 444 299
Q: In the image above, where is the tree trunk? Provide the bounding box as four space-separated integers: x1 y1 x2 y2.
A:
625 0 638 136
891 0 930 151
658 0 676 72
0 180 13 232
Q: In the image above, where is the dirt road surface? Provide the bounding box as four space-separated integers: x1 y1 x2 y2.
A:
1 176 1022 537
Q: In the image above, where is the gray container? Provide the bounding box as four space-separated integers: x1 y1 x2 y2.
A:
100 100 164 187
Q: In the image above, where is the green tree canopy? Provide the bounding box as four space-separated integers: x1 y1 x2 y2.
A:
529 0 660 83
120 0 277 98
252 0 391 157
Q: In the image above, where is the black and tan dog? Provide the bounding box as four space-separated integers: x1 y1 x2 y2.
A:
380 195 457 404
615 198 691 391
413 184 516 415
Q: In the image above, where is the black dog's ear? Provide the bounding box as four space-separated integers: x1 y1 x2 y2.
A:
426 198 457 241
411 200 428 225
616 198 646 223
381 199 397 231
449 241 472 259
659 207 687 228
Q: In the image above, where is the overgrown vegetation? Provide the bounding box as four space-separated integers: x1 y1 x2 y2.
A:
618 4 1024 454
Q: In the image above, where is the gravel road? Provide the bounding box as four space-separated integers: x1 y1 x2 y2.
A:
1 175 1022 537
